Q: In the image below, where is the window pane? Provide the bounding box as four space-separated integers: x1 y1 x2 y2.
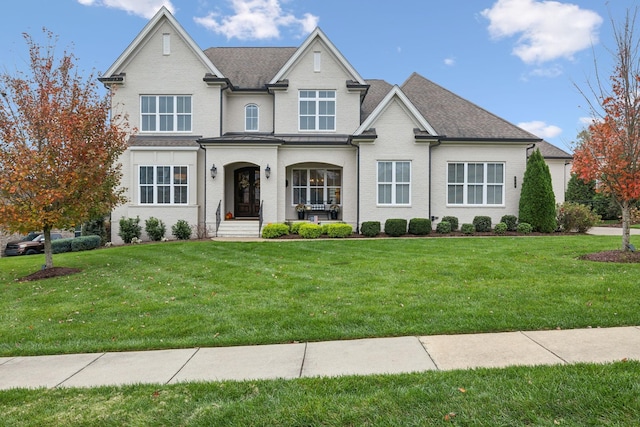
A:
157 167 171 184
173 167 187 184
378 184 392 204
157 186 170 204
177 115 190 131
396 184 410 204
177 96 191 113
448 163 464 183
468 164 484 184
326 170 341 186
293 188 307 204
140 186 154 204
159 96 173 113
487 163 504 183
487 185 503 204
310 188 323 204
378 162 392 182
292 170 307 186
140 167 154 184
141 96 155 114
448 185 463 204
174 186 187 204
396 162 410 182
468 185 483 204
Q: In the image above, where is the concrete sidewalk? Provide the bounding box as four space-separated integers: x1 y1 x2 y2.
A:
1 326 639 390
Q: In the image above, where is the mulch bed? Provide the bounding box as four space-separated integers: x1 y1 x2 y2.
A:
17 267 81 282
579 250 640 263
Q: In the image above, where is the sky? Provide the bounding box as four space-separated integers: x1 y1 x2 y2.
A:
1 0 637 153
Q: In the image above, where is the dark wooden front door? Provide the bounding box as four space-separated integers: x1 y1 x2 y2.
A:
234 167 260 217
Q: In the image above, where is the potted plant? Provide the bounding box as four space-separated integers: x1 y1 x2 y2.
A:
329 204 340 220
295 203 306 220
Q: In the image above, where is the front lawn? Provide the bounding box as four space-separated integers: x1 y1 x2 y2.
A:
1 235 638 357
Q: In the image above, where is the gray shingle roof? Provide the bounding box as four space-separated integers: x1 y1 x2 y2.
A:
129 135 201 147
361 79 393 122
535 140 573 159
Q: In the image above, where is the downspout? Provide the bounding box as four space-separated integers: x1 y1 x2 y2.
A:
348 137 360 233
428 139 442 221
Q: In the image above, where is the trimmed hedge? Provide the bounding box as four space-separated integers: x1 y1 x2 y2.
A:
290 222 304 235
517 222 533 234
494 222 508 235
299 223 322 239
261 223 290 239
361 221 381 237
461 223 475 235
441 216 459 231
327 223 353 238
172 220 192 240
408 218 432 235
71 235 101 252
52 238 74 254
473 216 492 232
384 219 407 237
436 221 451 234
500 215 518 232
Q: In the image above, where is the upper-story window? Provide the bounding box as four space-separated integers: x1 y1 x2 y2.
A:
447 162 504 205
299 90 335 131
141 95 192 132
245 104 259 131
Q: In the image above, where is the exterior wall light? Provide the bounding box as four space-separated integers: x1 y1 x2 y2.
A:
265 164 271 179
210 164 217 179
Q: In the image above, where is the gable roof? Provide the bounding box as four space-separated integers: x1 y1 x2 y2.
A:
269 27 366 85
535 140 573 159
101 6 223 79
401 72 539 141
361 79 394 122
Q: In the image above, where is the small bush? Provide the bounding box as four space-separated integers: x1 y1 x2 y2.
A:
461 223 475 235
327 223 353 238
71 235 101 252
290 222 304 235
52 238 73 254
261 223 290 239
441 216 459 231
361 221 381 237
299 223 322 239
436 221 451 234
494 222 508 235
517 222 533 234
321 223 331 235
145 217 166 241
408 218 432 235
473 216 492 232
172 220 192 240
384 219 407 237
119 216 141 243
557 202 601 233
500 215 518 232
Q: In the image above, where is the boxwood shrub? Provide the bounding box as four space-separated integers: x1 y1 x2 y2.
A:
289 222 304 234
327 223 353 238
408 218 432 235
517 222 533 234
261 223 290 239
145 217 166 241
473 216 492 232
461 223 475 235
500 215 518 232
321 223 331 235
361 221 380 237
384 219 407 237
119 216 141 243
172 220 192 240
494 222 508 235
436 220 451 234
52 238 74 254
441 216 459 231
299 223 322 239
71 235 101 252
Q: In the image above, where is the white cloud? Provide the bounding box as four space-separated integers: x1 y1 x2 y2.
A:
529 64 563 78
481 0 602 64
444 57 455 66
194 0 319 40
77 0 175 18
518 120 562 138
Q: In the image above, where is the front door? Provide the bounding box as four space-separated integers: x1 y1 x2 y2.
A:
234 167 260 217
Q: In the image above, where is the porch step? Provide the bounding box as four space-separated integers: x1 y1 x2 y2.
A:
216 220 261 238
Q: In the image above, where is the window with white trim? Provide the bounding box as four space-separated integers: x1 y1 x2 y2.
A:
140 95 192 132
377 161 411 205
292 168 341 204
299 90 335 131
447 162 504 205
245 104 258 131
139 166 188 204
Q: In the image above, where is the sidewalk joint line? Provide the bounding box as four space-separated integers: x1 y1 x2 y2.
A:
415 336 440 371
298 342 308 378
55 352 106 389
519 331 568 364
166 348 201 385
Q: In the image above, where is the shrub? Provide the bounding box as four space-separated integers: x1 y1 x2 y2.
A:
119 216 141 243
519 148 557 232
261 223 290 239
472 216 492 232
461 223 475 235
82 216 109 245
500 215 518 232
494 222 508 235
172 220 192 240
321 223 331 235
384 219 407 237
557 202 601 233
441 216 459 231
361 221 380 237
327 223 353 238
52 238 73 254
290 222 304 235
436 221 451 234
408 218 432 235
71 235 101 252
145 217 166 241
299 223 322 239
517 222 533 234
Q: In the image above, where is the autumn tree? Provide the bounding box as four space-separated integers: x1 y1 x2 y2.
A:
519 148 557 232
573 8 640 251
0 30 129 268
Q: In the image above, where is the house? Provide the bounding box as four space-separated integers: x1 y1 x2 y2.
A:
100 7 572 243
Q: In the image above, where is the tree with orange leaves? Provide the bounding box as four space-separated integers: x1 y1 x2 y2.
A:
573 9 640 251
0 30 129 268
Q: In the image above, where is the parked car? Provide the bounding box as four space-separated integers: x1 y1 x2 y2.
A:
4 233 63 256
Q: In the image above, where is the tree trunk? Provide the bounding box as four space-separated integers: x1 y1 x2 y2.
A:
43 226 54 269
621 200 631 251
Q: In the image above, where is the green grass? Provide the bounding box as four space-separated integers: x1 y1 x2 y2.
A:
1 235 638 357
1 362 639 426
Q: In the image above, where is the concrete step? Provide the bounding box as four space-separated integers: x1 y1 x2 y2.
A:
216 220 260 237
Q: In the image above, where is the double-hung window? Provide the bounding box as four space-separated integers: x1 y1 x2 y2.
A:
292 168 341 204
377 161 411 205
245 104 258 131
299 90 336 131
139 166 188 204
447 162 504 205
141 95 192 132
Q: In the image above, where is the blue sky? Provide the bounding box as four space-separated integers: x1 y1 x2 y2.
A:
1 0 637 152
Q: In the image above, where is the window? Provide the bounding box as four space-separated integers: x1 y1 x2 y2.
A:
292 168 341 204
139 166 188 204
245 104 258 131
162 33 170 55
447 162 504 205
377 161 411 205
299 90 335 131
140 95 192 132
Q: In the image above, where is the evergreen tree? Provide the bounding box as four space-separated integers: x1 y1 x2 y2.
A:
519 148 557 232
566 173 596 203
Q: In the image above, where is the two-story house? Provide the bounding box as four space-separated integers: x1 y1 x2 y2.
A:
100 7 571 243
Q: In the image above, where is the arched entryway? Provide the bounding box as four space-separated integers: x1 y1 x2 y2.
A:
234 166 260 217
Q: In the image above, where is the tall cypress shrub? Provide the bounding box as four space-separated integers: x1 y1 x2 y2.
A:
518 149 557 232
